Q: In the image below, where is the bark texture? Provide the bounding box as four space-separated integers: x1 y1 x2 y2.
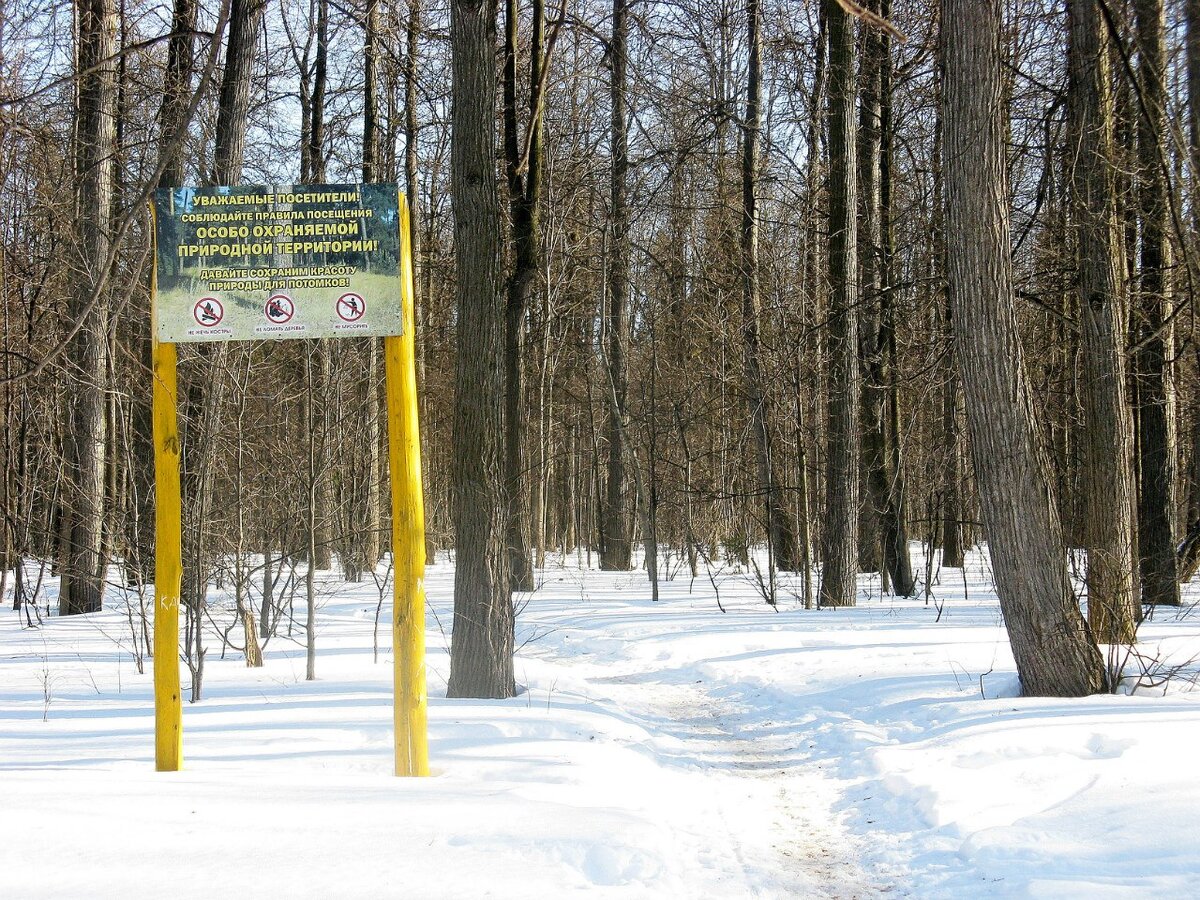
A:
600 0 633 571
1132 0 1180 605
1067 0 1138 643
743 0 799 572
62 0 118 615
501 0 545 591
212 0 264 185
819 0 860 607
447 0 515 699
942 0 1106 696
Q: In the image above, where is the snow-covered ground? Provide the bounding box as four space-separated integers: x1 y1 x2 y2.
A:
4 546 1200 898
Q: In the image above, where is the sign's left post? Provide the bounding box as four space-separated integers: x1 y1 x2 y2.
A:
151 202 183 771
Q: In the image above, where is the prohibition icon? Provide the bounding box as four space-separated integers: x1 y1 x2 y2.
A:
336 292 366 322
265 294 295 324
193 297 224 327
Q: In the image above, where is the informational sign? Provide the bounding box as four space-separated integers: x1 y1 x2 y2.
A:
153 183 404 342
151 188 427 778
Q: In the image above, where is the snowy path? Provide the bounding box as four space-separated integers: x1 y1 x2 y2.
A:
589 672 889 897
513 567 895 896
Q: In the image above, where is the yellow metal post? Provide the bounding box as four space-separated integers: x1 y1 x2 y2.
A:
150 203 183 771
387 192 430 776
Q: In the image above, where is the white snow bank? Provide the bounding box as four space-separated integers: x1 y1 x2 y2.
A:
3 546 1199 898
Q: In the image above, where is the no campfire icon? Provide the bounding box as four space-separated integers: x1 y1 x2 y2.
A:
193 297 224 327
265 294 295 324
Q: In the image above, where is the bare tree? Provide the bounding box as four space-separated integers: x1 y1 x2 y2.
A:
742 0 799 574
60 0 117 615
600 0 632 572
942 0 1105 696
1067 0 1138 643
1132 0 1179 606
819 0 860 608
502 0 549 591
447 0 515 699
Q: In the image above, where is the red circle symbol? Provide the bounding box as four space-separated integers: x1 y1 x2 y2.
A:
265 294 295 324
336 292 366 322
193 297 224 327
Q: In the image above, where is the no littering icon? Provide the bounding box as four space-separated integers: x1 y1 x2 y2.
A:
337 292 366 322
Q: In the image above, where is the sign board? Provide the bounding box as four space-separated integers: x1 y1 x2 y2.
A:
151 188 428 776
153 183 404 342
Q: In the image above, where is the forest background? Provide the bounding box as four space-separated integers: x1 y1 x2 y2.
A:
2 0 1198 700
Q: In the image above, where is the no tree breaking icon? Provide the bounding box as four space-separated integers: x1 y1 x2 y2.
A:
265 294 295 324
193 297 224 327
337 292 366 322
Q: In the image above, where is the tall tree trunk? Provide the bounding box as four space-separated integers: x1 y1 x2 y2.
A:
447 0 514 699
857 0 885 577
1133 0 1180 605
942 0 1105 695
212 0 263 186
932 82 965 568
62 0 117 615
362 0 379 183
1067 0 1138 643
600 0 632 571
878 4 915 596
819 0 860 607
532 289 551 569
742 0 799 573
1180 0 1200 580
307 0 328 181
799 1 826 602
502 0 546 591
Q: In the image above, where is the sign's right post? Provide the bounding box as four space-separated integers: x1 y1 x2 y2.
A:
387 192 429 777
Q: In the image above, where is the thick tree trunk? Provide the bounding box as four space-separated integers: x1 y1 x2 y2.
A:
942 0 1105 696
62 0 117 616
212 0 263 186
447 0 514 699
1133 0 1180 605
309 0 333 572
1067 0 1138 643
349 0 382 583
600 0 632 571
819 0 860 608
362 0 379 183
